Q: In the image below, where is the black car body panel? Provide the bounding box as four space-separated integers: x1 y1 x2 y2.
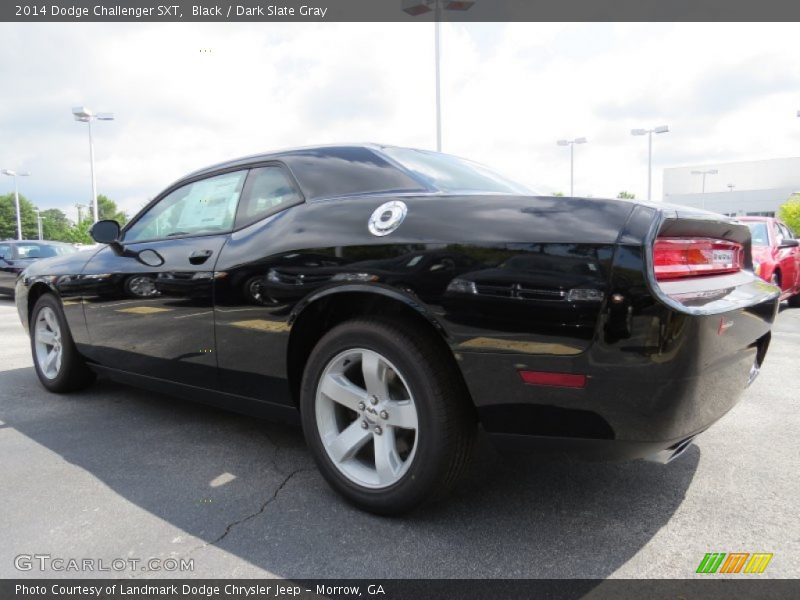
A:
0 241 79 296
15 145 781 461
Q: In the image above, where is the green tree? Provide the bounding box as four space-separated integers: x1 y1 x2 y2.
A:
778 194 800 234
63 218 93 244
552 191 564 197
40 208 71 241
97 194 128 225
0 193 39 239
617 191 636 199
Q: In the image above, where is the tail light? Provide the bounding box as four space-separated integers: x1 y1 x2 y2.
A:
653 238 744 281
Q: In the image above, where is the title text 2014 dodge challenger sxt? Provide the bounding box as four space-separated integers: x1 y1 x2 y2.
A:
15 145 780 514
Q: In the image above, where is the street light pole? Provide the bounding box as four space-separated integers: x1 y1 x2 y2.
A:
87 117 98 223
631 125 669 201
691 169 718 193
690 169 718 209
557 137 587 197
570 143 574 197
403 1 477 152
1 169 31 240
34 209 43 240
434 1 441 152
72 106 114 224
647 130 652 203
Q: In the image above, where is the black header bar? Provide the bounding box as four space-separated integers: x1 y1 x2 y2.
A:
3 579 800 600
3 0 800 23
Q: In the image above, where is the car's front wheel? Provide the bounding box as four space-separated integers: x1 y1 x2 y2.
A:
300 317 475 515
30 294 95 393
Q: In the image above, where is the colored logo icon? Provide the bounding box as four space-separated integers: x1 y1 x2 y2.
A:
696 552 773 574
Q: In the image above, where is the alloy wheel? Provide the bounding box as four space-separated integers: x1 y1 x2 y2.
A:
315 348 419 489
34 306 63 380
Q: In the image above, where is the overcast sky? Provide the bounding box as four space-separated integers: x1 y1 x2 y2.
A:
1 22 799 221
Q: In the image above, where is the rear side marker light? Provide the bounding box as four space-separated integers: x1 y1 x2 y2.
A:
519 370 587 389
653 238 744 281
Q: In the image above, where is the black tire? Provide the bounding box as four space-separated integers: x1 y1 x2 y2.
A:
300 317 476 515
788 292 800 308
30 294 95 393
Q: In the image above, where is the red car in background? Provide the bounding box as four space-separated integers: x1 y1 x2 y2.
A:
739 216 800 306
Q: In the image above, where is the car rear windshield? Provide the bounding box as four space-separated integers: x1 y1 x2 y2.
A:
745 222 769 246
14 243 77 259
380 147 532 195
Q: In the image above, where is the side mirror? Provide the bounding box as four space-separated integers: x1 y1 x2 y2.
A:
779 239 800 248
90 220 121 244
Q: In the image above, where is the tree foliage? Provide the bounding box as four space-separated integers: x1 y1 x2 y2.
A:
40 208 71 240
97 194 128 225
0 192 127 243
0 193 39 239
617 191 636 199
778 194 800 235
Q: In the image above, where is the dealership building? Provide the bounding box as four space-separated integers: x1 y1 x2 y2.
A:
662 157 800 217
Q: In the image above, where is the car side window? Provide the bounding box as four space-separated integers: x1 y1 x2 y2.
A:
235 166 301 228
779 223 795 240
0 244 10 259
773 223 785 246
124 171 247 242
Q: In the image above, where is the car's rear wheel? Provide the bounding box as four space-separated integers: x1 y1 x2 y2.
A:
300 317 475 515
30 294 95 393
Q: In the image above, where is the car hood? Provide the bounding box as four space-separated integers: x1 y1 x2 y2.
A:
21 247 100 277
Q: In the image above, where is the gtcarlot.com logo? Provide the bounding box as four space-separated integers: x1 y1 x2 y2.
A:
14 554 194 573
696 552 773 574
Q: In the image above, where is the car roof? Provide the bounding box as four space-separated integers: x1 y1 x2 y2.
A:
736 216 774 222
184 143 391 179
2 240 73 245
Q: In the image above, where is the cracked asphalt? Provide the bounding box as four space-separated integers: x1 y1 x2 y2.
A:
0 297 798 579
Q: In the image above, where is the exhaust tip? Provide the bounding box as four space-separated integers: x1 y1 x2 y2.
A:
645 436 696 464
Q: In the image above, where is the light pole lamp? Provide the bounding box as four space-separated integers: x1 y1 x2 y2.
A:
402 1 477 152
691 169 718 193
631 125 669 202
1 169 31 240
556 137 587 197
72 106 114 224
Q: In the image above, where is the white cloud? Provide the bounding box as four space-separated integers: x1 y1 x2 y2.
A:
0 22 799 220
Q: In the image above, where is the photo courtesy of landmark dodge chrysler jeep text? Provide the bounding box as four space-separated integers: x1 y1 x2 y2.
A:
14 145 780 514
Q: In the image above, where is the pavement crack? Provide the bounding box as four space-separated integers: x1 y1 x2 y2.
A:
190 467 309 554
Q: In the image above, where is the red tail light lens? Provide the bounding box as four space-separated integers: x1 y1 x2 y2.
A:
653 238 744 281
519 370 587 389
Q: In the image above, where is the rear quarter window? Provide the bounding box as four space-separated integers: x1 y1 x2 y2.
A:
282 147 425 199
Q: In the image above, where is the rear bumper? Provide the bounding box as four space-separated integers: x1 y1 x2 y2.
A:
487 432 701 462
459 273 778 459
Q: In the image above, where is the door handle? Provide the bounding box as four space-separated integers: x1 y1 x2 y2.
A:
189 249 213 265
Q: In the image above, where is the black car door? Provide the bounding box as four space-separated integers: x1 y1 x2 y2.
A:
0 242 15 294
79 169 248 389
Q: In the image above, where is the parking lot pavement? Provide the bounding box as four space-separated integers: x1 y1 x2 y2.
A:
0 296 798 579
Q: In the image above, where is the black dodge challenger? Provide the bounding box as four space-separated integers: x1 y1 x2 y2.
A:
15 144 780 514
